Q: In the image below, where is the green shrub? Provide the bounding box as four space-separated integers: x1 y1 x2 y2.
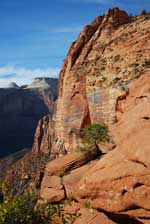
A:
81 123 110 148
76 146 88 152
0 192 36 224
0 193 77 224
0 192 57 224
34 201 60 224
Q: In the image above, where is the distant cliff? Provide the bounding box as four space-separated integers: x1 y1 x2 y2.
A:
0 77 58 157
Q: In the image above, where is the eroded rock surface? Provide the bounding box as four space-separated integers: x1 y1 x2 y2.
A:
40 148 100 203
25 8 150 224
75 74 150 215
47 8 150 154
40 73 150 223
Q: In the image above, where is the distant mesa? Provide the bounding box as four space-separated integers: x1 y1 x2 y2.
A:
0 76 58 157
0 77 58 91
8 82 19 88
27 77 57 90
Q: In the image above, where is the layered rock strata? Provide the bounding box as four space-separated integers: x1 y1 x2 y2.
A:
33 8 150 154
38 8 150 224
0 78 57 156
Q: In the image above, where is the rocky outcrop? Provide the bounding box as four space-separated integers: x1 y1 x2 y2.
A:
52 8 150 153
38 8 150 224
32 9 150 155
32 115 55 154
39 73 150 223
75 74 150 216
40 148 101 203
73 208 116 224
0 77 58 157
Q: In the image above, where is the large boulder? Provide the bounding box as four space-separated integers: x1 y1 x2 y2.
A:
73 208 116 224
40 148 100 203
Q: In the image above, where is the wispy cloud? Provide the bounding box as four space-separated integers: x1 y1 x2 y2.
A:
0 65 60 87
49 26 83 33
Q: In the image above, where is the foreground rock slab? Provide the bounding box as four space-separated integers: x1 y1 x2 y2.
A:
45 148 101 176
74 208 116 224
40 149 100 202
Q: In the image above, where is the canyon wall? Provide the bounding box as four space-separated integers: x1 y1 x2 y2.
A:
0 78 57 157
40 74 150 223
33 8 150 154
2 8 150 223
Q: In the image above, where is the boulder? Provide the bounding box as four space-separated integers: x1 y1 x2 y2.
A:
45 148 101 176
40 187 65 203
74 208 116 224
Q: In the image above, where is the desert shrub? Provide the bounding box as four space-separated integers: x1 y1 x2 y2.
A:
34 201 60 224
143 59 150 67
81 123 110 149
0 152 50 196
76 146 88 152
112 77 120 85
35 199 77 224
0 193 56 224
0 193 77 224
0 192 36 224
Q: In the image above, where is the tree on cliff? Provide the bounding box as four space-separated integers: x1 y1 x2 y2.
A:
81 123 110 150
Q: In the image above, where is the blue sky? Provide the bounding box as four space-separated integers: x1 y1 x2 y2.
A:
0 0 150 86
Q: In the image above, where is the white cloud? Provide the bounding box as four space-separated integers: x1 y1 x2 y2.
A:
49 26 83 33
0 65 60 87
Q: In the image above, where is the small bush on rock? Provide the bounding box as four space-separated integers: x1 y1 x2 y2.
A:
81 123 110 149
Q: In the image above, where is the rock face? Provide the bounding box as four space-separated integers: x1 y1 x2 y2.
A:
33 8 150 154
39 74 150 223
76 74 150 207
32 115 55 154
40 148 100 203
38 8 150 224
0 78 58 157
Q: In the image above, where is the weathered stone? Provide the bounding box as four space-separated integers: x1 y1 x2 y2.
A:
41 175 63 190
45 148 100 176
121 209 150 223
75 75 150 213
63 202 81 215
32 115 55 154
40 187 65 203
37 8 150 221
63 161 96 197
53 8 150 154
74 208 116 224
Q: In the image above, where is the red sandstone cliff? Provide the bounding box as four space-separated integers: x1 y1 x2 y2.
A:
33 8 150 155
0 7 148 224
36 8 150 224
